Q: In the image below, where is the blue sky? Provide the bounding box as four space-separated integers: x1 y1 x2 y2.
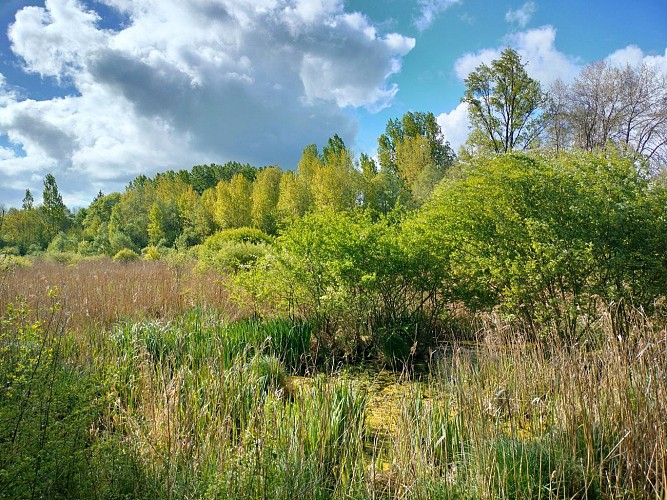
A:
0 0 665 208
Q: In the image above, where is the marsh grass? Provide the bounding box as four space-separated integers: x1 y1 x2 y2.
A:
0 257 239 331
1 259 666 498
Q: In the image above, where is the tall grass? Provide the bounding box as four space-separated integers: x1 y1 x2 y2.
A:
1 260 666 498
0 258 240 331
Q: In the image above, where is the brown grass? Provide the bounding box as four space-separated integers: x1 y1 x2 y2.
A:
0 257 243 330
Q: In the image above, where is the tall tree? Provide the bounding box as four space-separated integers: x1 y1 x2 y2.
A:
251 166 283 234
215 174 253 229
556 61 667 170
378 111 454 175
463 47 546 153
22 189 34 210
311 135 360 212
378 111 454 202
42 173 69 239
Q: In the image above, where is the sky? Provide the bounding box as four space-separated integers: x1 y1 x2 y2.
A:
0 0 665 208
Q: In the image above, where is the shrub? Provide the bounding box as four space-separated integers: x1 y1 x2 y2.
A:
144 245 161 261
413 150 667 341
198 227 272 272
238 210 447 361
113 248 140 262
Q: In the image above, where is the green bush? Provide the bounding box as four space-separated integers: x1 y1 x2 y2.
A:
238 210 447 360
46 231 79 253
113 248 140 262
198 227 272 272
413 149 667 341
0 295 109 498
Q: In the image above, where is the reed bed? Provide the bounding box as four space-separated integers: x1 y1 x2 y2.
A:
1 259 666 498
0 257 241 330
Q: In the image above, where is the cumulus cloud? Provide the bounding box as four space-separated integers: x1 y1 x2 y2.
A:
505 2 535 28
414 0 460 31
454 25 579 84
436 101 469 152
606 45 667 73
0 0 415 206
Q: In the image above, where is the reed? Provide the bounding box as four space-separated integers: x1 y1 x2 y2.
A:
1 259 665 498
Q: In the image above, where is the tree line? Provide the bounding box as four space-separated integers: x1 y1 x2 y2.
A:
0 47 665 261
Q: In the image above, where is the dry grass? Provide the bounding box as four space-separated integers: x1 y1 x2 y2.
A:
0 257 243 329
2 258 666 497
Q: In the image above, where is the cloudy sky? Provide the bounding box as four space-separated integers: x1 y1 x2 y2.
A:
0 0 665 208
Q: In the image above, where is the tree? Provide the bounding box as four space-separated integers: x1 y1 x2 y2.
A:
251 166 282 235
378 111 454 174
22 190 34 210
377 112 454 202
1 208 47 253
463 47 546 153
147 199 182 246
553 61 667 170
41 174 69 240
277 171 312 222
311 135 360 212
215 174 253 229
415 149 667 341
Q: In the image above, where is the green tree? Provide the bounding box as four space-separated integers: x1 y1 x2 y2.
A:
463 47 546 154
311 135 360 212
215 174 253 229
414 149 666 341
378 112 454 202
42 173 69 240
147 199 182 246
378 112 454 175
251 166 283 235
0 208 47 253
277 171 312 223
178 186 214 246
22 189 34 210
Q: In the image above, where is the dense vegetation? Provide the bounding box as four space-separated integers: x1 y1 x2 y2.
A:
1 49 667 498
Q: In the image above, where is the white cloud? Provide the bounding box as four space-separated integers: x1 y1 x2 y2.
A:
606 45 667 74
414 0 460 31
507 26 579 84
436 101 469 152
454 47 502 80
453 26 579 84
505 2 535 28
0 0 415 206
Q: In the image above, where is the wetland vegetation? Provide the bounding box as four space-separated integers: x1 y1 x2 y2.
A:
2 50 667 498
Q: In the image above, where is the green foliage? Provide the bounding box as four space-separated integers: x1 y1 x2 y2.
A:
144 245 161 261
463 47 546 154
109 231 139 255
198 227 273 272
215 173 253 229
0 208 47 254
113 248 140 262
46 231 78 253
240 210 447 359
0 294 107 498
201 227 273 248
415 150 667 340
251 166 282 234
41 173 70 240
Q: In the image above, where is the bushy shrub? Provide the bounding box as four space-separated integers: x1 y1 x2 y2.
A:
46 231 78 253
198 227 272 272
414 149 667 341
238 210 446 360
143 245 161 261
113 248 140 262
109 231 139 256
